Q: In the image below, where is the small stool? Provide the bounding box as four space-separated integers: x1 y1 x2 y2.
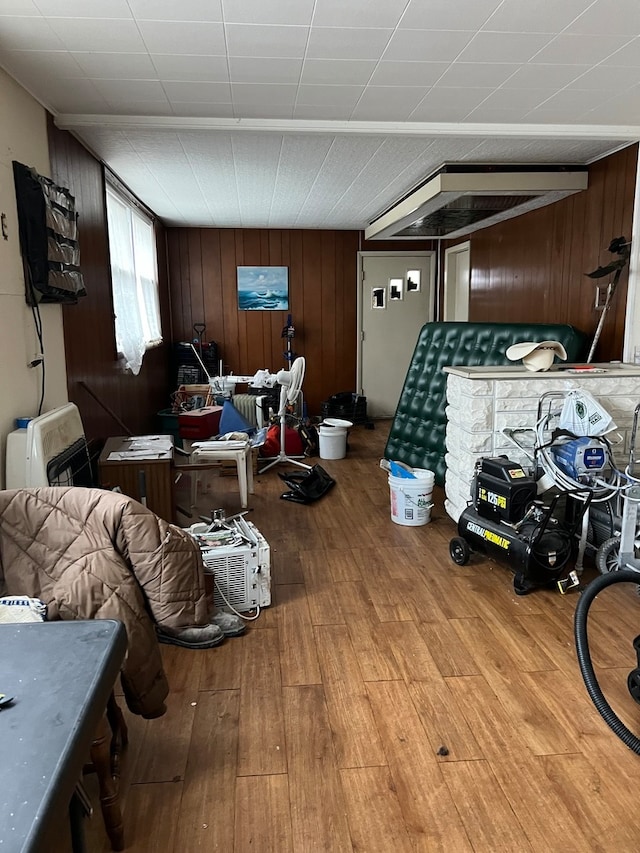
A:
190 442 254 508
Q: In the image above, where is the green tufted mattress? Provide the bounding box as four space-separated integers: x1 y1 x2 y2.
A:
384 321 588 486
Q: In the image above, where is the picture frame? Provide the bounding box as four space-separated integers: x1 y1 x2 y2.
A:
237 266 289 311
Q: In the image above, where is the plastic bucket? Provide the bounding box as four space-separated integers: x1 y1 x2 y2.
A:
319 424 348 460
323 417 353 429
388 468 435 526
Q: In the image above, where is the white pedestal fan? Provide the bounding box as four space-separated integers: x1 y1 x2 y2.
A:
259 356 310 473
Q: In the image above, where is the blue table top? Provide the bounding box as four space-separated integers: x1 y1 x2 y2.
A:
0 620 127 852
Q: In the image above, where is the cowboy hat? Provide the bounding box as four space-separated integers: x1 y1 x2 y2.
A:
505 340 568 372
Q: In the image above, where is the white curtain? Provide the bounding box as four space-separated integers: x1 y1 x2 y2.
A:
106 187 161 375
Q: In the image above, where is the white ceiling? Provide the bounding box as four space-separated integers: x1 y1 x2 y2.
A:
1 0 640 229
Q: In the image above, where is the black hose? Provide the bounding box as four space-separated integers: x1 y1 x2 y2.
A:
574 569 640 754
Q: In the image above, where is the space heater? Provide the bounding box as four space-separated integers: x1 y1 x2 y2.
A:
195 517 271 612
5 403 91 489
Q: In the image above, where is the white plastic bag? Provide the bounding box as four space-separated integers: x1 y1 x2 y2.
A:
558 389 616 436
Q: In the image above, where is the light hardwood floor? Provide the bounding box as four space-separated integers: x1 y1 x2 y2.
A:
79 421 640 852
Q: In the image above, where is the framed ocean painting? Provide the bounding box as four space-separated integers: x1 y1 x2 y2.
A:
237 266 289 310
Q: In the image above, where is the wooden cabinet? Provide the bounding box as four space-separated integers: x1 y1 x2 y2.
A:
98 435 175 522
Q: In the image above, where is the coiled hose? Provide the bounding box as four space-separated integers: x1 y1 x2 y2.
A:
574 569 640 754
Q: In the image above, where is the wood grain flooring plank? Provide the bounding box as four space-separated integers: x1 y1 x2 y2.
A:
283 684 354 852
446 675 594 851
440 759 534 852
383 619 443 682
177 690 240 852
120 781 183 852
198 634 245 691
366 680 473 851
314 624 386 768
234 775 293 853
449 618 581 756
323 546 363 583
336 581 399 681
130 687 198 783
340 766 415 853
407 681 484 762
416 620 481 677
278 582 322 686
299 549 347 626
540 751 640 853
237 628 287 776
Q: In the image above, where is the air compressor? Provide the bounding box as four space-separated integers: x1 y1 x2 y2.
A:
449 456 591 594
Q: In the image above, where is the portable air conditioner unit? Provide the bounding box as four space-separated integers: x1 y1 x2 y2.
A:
5 403 89 489
197 518 271 612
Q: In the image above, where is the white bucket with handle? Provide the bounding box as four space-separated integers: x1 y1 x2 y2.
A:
388 468 435 526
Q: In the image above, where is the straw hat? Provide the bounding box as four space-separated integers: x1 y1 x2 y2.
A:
505 340 568 372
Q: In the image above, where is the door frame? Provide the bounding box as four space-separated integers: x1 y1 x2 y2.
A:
443 241 471 322
356 250 436 396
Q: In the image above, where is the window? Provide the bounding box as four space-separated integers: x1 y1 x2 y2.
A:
105 183 162 375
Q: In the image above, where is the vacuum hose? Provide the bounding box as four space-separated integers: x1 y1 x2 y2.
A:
574 569 640 754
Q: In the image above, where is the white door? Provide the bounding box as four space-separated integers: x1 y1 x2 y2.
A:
359 253 434 418
443 242 470 321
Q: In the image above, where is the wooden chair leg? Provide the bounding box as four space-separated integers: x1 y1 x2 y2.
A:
90 701 126 851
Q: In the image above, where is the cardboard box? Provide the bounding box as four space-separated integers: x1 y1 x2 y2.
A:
178 405 223 440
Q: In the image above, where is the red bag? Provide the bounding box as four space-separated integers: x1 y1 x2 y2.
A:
260 424 304 457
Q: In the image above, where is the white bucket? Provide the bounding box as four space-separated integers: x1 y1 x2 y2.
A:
388 468 435 526
319 424 348 460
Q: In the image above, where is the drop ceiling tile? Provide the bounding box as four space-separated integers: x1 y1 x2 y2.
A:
435 62 519 88
109 100 176 116
313 0 408 28
150 54 230 81
565 65 639 90
2 49 84 79
306 27 394 61
0 1 40 14
601 37 640 67
28 77 109 111
300 58 376 85
474 86 558 111
233 103 294 118
33 0 133 16
225 23 308 58
222 0 314 26
46 18 147 52
297 84 364 107
530 34 633 65
409 103 481 121
465 106 535 121
163 80 232 101
410 86 494 111
383 29 474 62
458 32 552 63
400 0 503 31
534 88 615 112
368 61 450 87
229 56 302 85
137 21 225 55
350 86 430 120
172 102 235 117
480 0 588 34
72 52 158 79
92 78 170 103
293 103 355 119
0 16 64 50
128 0 223 21
523 106 595 123
501 63 590 88
231 83 297 105
566 0 640 35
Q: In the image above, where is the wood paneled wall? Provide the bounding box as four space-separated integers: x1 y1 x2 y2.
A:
169 230 394 415
449 144 638 361
48 118 172 441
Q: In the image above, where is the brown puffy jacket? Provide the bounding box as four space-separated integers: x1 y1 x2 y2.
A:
0 487 209 717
